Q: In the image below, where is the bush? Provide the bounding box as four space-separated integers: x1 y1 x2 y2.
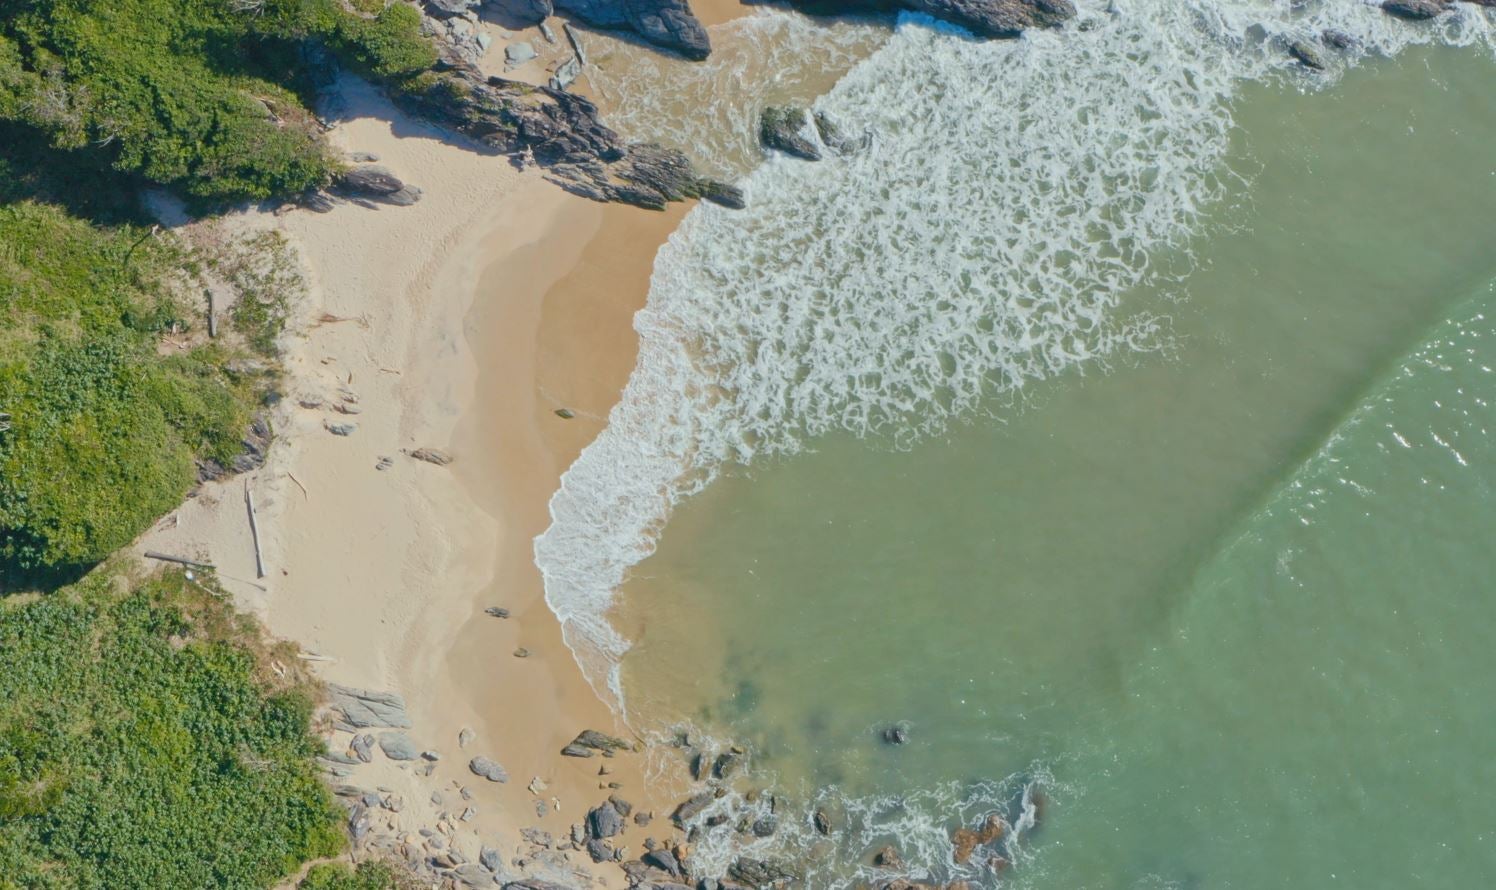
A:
0 202 260 576
0 569 346 889
0 0 439 207
299 861 412 890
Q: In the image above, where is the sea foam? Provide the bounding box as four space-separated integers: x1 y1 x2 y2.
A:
537 0 1492 712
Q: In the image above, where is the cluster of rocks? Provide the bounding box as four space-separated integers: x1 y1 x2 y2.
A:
422 0 494 66
196 411 272 483
1382 0 1496 21
758 106 867 162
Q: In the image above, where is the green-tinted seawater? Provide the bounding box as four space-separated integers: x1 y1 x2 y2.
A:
613 45 1496 887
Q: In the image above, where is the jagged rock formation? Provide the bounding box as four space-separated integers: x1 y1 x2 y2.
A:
396 67 742 210
556 0 711 60
760 106 821 160
762 0 1075 39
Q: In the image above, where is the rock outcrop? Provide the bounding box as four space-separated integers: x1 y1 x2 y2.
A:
396 68 742 211
763 0 1075 40
759 106 821 161
556 0 711 60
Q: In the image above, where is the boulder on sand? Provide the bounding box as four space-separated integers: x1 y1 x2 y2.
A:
554 0 711 61
469 756 509 782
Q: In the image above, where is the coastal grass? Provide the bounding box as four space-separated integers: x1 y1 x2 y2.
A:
0 567 345 889
298 860 414 890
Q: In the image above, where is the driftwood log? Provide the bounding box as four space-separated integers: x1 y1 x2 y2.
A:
244 482 265 579
144 551 215 570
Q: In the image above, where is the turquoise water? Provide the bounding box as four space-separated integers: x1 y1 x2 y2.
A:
594 39 1496 888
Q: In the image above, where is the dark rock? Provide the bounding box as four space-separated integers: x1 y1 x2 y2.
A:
480 847 503 871
588 800 625 838
672 791 714 827
1287 39 1326 71
750 817 776 838
554 0 710 60
300 189 337 213
767 0 1073 40
712 750 743 780
485 606 512 618
690 752 709 780
813 808 832 836
643 847 683 877
586 837 613 862
1321 29 1357 51
883 724 909 745
555 407 576 418
338 165 422 205
1381 0 1450 19
504 882 575 890
609 794 635 817
469 756 509 782
759 106 820 161
635 810 653 827
726 858 799 888
498 0 555 24
452 864 495 888
561 742 594 758
872 845 903 869
812 111 867 155
563 729 633 757
329 684 412 728
513 647 530 658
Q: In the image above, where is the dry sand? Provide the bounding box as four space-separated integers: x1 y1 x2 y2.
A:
137 71 694 879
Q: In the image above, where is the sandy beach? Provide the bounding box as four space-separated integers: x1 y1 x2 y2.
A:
136 62 698 878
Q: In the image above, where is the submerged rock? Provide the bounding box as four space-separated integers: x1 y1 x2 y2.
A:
727 858 799 888
1287 39 1326 71
882 724 910 745
759 106 820 161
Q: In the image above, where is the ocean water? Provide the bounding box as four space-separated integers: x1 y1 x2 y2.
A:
536 1 1496 885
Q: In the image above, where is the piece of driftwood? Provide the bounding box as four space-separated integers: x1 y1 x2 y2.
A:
206 288 217 338
144 550 215 570
287 472 309 499
244 481 265 579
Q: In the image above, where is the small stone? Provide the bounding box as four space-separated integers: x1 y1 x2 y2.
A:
459 727 475 748
432 791 445 806
554 408 575 419
421 750 441 761
325 421 357 436
873 845 903 869
505 41 537 64
485 607 511 618
814 808 832 836
408 447 454 466
480 847 502 871
350 734 375 763
376 456 394 471
297 397 323 409
534 799 548 818
513 647 530 658
470 757 509 783
528 776 549 795
634 810 652 827
350 151 380 162
461 806 477 822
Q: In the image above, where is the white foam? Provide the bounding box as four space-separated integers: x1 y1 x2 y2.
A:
535 0 1495 722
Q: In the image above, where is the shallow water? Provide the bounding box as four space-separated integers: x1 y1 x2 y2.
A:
600 36 1496 888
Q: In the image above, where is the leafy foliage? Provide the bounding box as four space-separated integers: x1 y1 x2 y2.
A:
298 860 413 890
0 201 261 577
0 0 437 206
0 569 345 890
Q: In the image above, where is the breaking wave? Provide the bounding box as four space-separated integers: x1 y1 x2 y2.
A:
534 0 1495 713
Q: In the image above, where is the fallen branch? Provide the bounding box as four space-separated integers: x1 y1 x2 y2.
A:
144 550 215 570
244 481 265 579
286 471 308 499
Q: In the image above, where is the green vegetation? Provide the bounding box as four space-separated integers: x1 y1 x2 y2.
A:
0 200 270 579
298 860 412 890
0 0 437 207
0 568 345 889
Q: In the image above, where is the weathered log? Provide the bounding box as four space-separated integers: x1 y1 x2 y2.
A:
245 482 265 579
144 550 216 570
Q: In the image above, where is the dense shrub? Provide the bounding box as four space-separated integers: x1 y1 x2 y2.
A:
298 861 412 890
0 0 438 206
0 569 345 889
0 201 260 576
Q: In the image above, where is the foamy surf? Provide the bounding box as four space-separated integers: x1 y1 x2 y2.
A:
535 2 1494 881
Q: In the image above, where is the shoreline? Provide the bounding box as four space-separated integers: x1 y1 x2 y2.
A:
136 71 696 881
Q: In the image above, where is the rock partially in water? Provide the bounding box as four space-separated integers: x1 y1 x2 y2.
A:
813 808 832 836
554 0 710 60
1321 29 1357 51
1381 0 1450 19
759 106 820 161
766 0 1073 39
882 724 910 745
727 858 799 888
872 845 904 869
1287 39 1326 71
712 749 743 780
951 813 1005 865
671 791 714 828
